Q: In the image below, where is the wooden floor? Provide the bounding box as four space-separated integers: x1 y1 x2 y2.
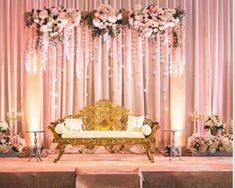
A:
0 153 232 188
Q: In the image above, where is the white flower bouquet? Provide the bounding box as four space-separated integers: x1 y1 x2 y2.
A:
84 4 126 39
0 121 9 132
204 114 225 135
26 6 81 46
0 134 25 153
187 133 233 154
129 4 184 40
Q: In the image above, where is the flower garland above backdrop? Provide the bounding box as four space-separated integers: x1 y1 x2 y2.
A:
25 6 81 71
84 4 127 39
129 4 184 45
24 4 185 73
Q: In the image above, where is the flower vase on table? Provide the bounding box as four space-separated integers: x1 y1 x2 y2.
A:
204 114 225 136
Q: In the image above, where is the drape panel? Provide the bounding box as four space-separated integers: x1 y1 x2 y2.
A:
0 0 232 149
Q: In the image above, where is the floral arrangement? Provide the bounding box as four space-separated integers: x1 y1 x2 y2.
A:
128 4 184 41
0 134 25 153
187 133 233 154
204 114 225 134
84 4 126 39
26 6 81 47
0 121 9 132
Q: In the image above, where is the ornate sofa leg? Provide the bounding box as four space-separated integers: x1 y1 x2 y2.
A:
145 144 154 163
54 143 66 163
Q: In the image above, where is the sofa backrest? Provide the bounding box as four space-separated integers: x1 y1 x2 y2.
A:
78 99 129 131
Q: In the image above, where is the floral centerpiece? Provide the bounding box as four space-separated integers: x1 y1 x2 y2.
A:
0 121 9 133
128 4 184 44
26 6 81 47
187 133 233 154
204 114 225 135
84 4 126 39
0 134 25 153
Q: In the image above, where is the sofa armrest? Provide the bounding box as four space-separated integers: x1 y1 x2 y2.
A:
48 120 64 141
143 118 160 140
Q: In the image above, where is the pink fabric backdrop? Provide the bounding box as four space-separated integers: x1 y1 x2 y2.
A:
0 0 233 149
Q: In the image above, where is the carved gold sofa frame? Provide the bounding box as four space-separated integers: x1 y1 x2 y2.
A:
48 99 160 163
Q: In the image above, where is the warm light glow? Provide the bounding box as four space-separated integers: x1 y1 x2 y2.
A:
24 55 43 147
170 74 186 147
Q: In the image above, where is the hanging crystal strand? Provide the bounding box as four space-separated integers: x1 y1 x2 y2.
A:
83 25 89 105
137 35 143 64
117 30 122 64
63 26 73 60
31 27 38 73
180 17 186 74
89 29 93 63
103 32 111 52
24 27 32 72
76 26 81 78
168 28 174 75
40 33 49 71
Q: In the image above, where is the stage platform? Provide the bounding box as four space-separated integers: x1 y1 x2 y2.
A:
0 153 232 188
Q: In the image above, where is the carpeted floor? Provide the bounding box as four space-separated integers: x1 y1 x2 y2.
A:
0 153 232 188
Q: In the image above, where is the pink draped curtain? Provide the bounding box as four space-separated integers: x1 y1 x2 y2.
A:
0 0 232 149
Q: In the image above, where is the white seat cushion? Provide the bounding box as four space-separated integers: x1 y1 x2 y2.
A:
61 130 145 139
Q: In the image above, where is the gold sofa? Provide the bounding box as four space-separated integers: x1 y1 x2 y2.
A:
48 99 160 163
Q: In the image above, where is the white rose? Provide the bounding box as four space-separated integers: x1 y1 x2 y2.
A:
129 17 134 25
33 19 40 23
168 22 175 27
117 13 122 20
108 16 117 23
112 24 116 30
51 8 58 15
50 32 55 37
95 12 99 17
171 9 176 15
134 15 141 21
0 138 6 144
148 19 154 24
40 25 48 32
39 10 48 19
93 19 101 27
134 21 139 26
61 19 68 26
59 12 66 19
153 28 158 32
142 8 148 14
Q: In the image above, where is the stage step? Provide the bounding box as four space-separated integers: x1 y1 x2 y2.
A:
75 168 143 188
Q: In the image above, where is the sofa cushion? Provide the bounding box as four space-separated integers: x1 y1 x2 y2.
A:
127 115 145 131
64 118 83 131
141 124 152 136
55 123 65 134
61 130 145 139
